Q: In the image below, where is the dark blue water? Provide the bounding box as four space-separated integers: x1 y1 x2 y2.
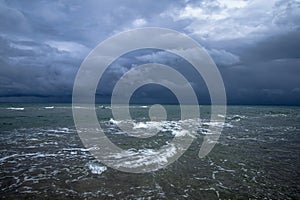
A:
0 104 299 199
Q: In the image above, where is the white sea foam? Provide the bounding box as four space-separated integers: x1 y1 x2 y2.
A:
0 154 19 162
73 106 93 109
133 121 161 130
171 130 190 137
7 107 24 111
62 147 91 152
133 122 149 129
227 115 247 121
0 153 62 162
199 128 214 135
109 118 120 125
98 105 111 109
41 141 58 145
86 162 107 174
61 127 70 132
265 113 287 117
44 106 54 109
104 143 178 169
108 118 231 138
109 119 211 137
46 127 71 133
202 121 233 128
32 153 58 158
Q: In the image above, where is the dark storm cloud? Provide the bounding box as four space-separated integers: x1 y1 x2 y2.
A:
239 29 300 63
221 58 300 105
0 35 80 98
0 0 299 105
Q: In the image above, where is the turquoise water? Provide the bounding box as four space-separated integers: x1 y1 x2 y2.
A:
0 104 299 199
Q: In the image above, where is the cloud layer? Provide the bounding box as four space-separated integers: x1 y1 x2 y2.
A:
0 0 299 105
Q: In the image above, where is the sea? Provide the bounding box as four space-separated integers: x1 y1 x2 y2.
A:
0 103 299 199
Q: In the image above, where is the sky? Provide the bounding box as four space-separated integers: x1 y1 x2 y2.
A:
0 0 300 105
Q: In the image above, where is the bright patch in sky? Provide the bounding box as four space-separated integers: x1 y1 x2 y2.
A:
132 18 147 27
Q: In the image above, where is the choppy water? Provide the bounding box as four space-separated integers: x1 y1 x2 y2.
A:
0 104 299 199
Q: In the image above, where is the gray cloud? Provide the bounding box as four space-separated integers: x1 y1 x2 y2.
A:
0 0 299 105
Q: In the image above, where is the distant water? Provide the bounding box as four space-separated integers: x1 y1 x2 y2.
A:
0 104 299 199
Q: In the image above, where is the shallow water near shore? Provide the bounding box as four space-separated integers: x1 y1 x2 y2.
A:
0 104 299 199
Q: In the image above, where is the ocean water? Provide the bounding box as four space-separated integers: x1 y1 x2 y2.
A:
0 104 299 199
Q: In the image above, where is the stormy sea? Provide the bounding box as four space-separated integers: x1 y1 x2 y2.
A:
0 103 299 199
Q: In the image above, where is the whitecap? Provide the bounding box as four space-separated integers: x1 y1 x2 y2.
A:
202 121 233 128
98 105 111 109
108 118 201 138
44 106 54 109
133 122 149 129
228 115 247 120
46 127 71 133
265 113 287 117
171 130 190 137
40 141 58 146
62 147 90 152
109 118 120 125
104 143 178 169
32 153 58 158
61 127 70 132
86 162 107 174
0 153 61 162
133 121 161 130
73 106 93 109
7 107 24 111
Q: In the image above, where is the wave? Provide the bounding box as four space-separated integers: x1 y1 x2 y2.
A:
0 152 62 163
62 147 92 152
108 118 232 137
202 121 233 128
103 143 178 169
44 106 54 109
6 107 24 111
45 127 72 133
109 119 195 137
86 162 107 174
98 105 111 109
264 113 287 117
227 115 247 121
